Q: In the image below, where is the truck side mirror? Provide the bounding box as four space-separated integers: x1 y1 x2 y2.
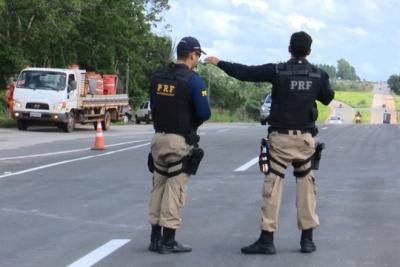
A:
69 80 77 91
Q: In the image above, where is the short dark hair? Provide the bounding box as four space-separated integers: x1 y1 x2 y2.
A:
289 31 312 57
177 49 191 60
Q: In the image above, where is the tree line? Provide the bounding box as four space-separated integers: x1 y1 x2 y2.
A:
387 75 400 94
316 58 360 81
0 0 172 106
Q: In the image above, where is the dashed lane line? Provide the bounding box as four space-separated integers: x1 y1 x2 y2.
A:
234 156 259 172
0 143 150 179
67 239 130 267
0 140 149 161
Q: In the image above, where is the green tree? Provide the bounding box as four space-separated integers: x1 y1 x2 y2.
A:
0 0 171 105
337 59 359 81
387 74 400 94
316 64 336 79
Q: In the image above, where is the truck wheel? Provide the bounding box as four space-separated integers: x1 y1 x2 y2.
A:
145 115 150 124
260 119 267 125
17 120 28 130
135 115 140 124
101 111 111 131
63 112 75 133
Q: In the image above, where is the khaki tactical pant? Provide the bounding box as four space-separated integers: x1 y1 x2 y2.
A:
261 131 320 232
148 133 192 229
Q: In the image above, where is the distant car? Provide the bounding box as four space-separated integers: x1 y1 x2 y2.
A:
260 94 272 125
136 101 152 124
329 115 343 124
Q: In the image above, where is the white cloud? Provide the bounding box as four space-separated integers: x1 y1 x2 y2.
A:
322 0 336 13
288 14 327 31
201 10 240 37
158 0 400 80
344 27 368 36
229 0 269 14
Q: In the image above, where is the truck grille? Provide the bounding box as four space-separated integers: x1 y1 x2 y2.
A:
26 102 50 110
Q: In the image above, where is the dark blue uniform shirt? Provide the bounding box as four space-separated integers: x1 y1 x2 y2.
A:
217 59 334 105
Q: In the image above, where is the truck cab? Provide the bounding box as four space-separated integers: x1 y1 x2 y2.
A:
12 67 128 132
13 68 80 131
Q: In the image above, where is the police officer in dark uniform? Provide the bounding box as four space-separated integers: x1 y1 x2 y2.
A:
147 36 211 254
206 31 334 254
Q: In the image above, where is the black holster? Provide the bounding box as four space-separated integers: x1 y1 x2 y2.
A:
183 147 204 175
148 153 155 173
185 132 200 146
311 142 325 170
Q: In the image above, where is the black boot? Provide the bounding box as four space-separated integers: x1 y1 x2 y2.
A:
300 228 316 253
241 230 276 255
158 227 192 254
148 225 162 252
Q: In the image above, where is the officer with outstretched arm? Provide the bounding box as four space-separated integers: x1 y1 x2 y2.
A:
147 36 211 254
206 31 334 254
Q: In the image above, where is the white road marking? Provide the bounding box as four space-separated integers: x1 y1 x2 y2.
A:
0 140 149 161
321 127 328 130
0 143 150 179
67 239 130 267
217 129 230 133
235 157 259 172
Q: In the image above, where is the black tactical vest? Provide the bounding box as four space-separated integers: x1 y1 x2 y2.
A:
151 63 198 136
269 60 322 129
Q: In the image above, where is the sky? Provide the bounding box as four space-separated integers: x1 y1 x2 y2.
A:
155 0 400 82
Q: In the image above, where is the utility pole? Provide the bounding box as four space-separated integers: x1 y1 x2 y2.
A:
126 57 130 95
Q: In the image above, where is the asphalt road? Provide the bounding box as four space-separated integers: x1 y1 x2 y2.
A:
1 123 400 267
328 100 355 124
371 83 397 124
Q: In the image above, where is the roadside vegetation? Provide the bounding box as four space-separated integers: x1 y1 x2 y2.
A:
334 91 373 108
316 102 330 123
0 90 15 127
326 82 372 123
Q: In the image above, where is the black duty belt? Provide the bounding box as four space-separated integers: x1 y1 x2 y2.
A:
270 129 312 135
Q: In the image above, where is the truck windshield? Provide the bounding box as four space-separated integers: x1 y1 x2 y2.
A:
16 71 66 91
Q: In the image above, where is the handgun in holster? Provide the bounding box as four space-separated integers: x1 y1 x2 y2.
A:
311 142 325 170
184 147 204 175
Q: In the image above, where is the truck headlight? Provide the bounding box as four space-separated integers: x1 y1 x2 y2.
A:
13 100 22 109
55 101 68 111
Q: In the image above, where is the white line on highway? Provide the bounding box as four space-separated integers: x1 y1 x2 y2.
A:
235 156 259 172
321 127 328 130
67 239 130 267
0 140 149 161
217 129 230 133
0 143 150 179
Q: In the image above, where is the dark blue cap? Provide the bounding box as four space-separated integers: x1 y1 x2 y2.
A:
177 36 206 55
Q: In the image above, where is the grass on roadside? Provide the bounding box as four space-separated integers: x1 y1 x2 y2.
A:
317 101 329 123
0 90 16 127
334 91 373 108
210 108 254 123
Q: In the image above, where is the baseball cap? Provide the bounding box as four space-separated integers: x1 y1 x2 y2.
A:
177 36 206 55
289 31 312 56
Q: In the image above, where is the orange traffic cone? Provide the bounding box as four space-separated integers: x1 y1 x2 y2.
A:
92 119 105 150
